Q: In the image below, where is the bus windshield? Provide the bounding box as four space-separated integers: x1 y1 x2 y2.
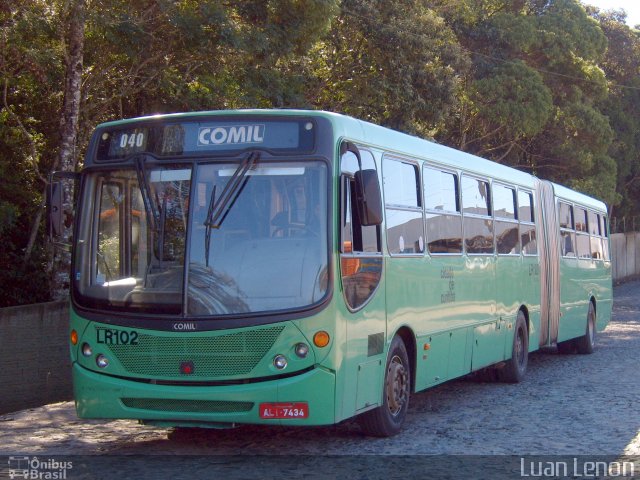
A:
74 159 329 317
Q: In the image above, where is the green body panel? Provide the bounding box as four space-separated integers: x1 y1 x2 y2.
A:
73 362 336 426
557 256 613 342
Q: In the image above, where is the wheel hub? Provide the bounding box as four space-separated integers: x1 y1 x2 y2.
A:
386 356 408 416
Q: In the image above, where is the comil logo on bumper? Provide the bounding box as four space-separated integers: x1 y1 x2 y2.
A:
198 124 265 146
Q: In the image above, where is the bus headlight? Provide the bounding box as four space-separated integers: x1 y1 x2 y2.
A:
273 355 288 370
294 343 309 358
81 343 93 357
96 354 109 368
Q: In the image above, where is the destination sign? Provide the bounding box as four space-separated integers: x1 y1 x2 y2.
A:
96 118 315 161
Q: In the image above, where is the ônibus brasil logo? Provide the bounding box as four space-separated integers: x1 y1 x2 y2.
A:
7 456 73 479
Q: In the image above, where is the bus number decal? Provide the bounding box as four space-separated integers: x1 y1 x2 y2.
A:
97 328 139 346
119 132 145 149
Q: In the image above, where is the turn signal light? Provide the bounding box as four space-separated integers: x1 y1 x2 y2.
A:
313 331 330 348
70 330 78 345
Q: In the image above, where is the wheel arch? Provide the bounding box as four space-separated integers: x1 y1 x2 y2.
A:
518 305 530 333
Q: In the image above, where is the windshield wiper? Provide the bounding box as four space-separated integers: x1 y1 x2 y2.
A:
204 152 260 266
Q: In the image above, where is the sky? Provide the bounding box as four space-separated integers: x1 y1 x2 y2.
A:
583 0 640 27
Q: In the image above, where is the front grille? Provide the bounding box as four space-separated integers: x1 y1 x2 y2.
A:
106 325 285 378
121 398 254 413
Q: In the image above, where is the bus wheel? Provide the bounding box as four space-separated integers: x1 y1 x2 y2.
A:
358 335 410 437
576 302 596 354
499 311 528 383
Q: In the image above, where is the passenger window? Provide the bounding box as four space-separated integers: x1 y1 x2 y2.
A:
575 208 588 232
493 184 519 255
521 224 537 255
518 191 534 223
588 212 599 236
561 230 576 257
383 158 420 207
574 207 590 259
518 190 536 255
424 168 459 212
601 215 610 261
493 184 516 220
384 158 423 255
462 176 491 216
462 176 493 254
559 203 574 230
424 166 462 254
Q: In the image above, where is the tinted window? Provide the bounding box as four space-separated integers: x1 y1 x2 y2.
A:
386 210 425 254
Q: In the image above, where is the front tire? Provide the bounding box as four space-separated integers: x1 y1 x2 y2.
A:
358 335 411 437
498 311 528 383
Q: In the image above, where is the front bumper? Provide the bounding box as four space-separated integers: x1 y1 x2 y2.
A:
73 363 336 427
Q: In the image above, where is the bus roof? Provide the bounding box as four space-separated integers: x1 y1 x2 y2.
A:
97 109 606 209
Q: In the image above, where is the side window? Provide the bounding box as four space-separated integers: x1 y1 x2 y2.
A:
601 215 610 261
559 202 576 257
519 190 537 255
383 158 424 255
575 207 590 259
340 147 382 310
589 211 603 260
462 176 493 254
518 190 534 223
423 166 462 254
494 184 520 255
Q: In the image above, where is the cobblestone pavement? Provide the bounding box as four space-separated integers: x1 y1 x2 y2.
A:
1 283 639 477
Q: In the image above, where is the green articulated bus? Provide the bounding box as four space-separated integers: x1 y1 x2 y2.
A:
49 110 612 437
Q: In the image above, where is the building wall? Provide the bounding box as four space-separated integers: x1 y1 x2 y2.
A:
611 232 640 283
0 300 72 414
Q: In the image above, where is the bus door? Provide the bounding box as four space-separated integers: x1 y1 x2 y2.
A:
339 144 386 416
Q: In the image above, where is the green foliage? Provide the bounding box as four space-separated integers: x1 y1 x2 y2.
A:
473 60 553 137
2 0 640 305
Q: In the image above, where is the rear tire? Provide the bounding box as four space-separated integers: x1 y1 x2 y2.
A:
358 335 411 437
498 311 528 383
576 302 596 354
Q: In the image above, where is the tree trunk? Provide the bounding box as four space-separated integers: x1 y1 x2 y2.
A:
51 0 86 300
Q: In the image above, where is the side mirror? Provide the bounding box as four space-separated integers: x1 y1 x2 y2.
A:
47 180 63 240
47 171 79 246
354 169 383 226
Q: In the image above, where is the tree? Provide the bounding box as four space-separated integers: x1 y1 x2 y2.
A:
309 0 469 135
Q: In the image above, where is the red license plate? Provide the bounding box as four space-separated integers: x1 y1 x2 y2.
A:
259 402 309 419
